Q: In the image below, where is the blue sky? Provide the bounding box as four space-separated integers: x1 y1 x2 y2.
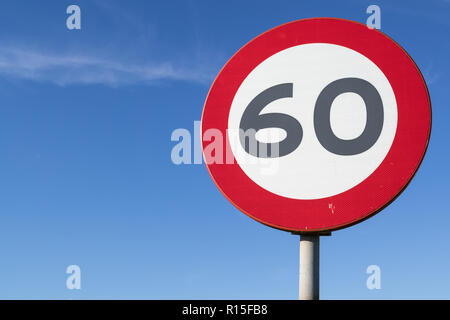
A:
0 0 448 299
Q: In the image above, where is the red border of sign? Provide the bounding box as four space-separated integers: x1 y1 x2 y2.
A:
201 18 431 233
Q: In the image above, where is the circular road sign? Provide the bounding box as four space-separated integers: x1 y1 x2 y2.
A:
201 18 431 233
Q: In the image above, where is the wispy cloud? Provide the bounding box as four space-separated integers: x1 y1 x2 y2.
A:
0 46 213 86
422 62 440 86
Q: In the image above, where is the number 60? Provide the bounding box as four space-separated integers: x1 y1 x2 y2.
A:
239 77 384 158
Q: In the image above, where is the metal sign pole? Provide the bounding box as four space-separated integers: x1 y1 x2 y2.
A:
299 234 320 300
294 232 331 300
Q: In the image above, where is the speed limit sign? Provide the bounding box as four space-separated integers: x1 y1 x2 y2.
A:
201 18 431 233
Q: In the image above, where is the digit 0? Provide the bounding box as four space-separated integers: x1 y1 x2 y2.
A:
314 77 383 155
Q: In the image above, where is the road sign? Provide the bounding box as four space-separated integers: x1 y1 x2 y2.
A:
201 18 431 233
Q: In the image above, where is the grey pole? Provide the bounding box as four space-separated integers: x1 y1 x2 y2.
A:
299 234 320 300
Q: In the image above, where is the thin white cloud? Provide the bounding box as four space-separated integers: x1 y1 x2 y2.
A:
422 62 439 86
0 46 213 86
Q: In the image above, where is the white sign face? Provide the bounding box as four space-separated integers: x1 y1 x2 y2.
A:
228 43 398 200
